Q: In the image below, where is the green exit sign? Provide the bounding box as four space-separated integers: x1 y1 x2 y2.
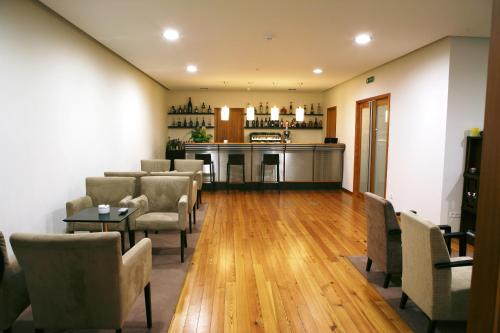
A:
366 76 375 84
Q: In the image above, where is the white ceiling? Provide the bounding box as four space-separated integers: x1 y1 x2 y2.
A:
41 0 492 91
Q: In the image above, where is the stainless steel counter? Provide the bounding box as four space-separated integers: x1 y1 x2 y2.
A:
185 143 345 186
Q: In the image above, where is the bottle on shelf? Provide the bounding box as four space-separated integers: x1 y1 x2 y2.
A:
259 102 263 113
304 104 308 115
170 106 176 114
201 102 206 113
264 117 268 128
317 103 321 113
289 101 293 114
195 117 199 127
319 119 323 127
260 117 264 127
189 118 193 127
208 118 212 127
251 119 255 128
208 105 212 113
171 118 176 126
280 119 284 128
246 119 249 128
177 105 182 113
183 118 187 127
202 117 206 127
194 106 199 113
265 102 270 113
310 103 315 115
255 117 260 128
314 117 318 128
187 97 193 113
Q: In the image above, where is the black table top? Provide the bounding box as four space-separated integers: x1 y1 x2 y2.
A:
63 207 136 223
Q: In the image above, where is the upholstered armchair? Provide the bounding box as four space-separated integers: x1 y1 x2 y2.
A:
10 232 152 333
364 192 402 288
150 171 198 234
141 159 171 173
104 171 147 198
399 212 473 333
65 177 135 250
125 176 189 262
174 159 204 205
0 232 30 333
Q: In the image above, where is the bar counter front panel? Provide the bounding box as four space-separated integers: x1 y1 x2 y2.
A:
185 143 345 186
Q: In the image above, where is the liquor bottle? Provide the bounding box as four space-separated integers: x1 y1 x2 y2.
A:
194 106 199 114
317 103 321 113
177 105 182 113
304 104 308 115
265 102 269 113
183 118 187 127
246 119 249 128
170 106 176 114
314 117 318 128
280 119 284 128
202 117 206 127
264 117 268 128
259 102 263 113
187 97 193 113
195 117 199 127
252 119 255 128
177 118 181 127
189 118 193 127
310 103 314 114
201 102 206 113
208 105 212 113
289 101 293 114
260 117 264 127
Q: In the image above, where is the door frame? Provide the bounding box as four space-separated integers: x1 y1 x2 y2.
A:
353 93 391 197
214 107 244 143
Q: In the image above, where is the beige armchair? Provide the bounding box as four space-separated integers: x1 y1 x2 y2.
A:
125 176 189 262
399 212 473 332
0 232 30 333
150 171 198 234
10 232 152 333
104 171 147 198
65 177 135 251
364 192 402 288
174 159 204 206
141 159 171 173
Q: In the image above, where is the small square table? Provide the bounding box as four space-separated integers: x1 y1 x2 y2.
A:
63 207 136 232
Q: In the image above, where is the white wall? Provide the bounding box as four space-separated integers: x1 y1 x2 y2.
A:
0 0 168 246
166 90 325 143
441 37 489 230
323 39 452 224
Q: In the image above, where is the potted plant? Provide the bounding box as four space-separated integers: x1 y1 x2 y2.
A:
190 126 213 143
165 138 186 169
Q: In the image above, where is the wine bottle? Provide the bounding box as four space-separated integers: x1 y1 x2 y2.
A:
311 103 314 114
201 102 206 113
280 119 284 128
259 102 263 113
187 97 193 113
314 117 318 128
265 102 269 113
202 117 206 127
256 117 260 128
289 101 293 114
208 105 212 113
183 118 187 127
195 117 199 127
246 119 249 128
170 106 176 114
189 118 193 127
304 104 308 115
178 105 182 113
194 106 199 114
252 119 255 128
260 118 264 127
264 117 268 128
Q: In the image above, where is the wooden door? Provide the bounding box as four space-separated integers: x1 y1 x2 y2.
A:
214 107 244 143
468 0 500 331
326 107 337 137
353 94 390 197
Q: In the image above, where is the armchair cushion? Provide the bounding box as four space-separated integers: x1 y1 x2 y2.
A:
136 212 180 230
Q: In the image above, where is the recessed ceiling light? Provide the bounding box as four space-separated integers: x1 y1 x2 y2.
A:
354 33 372 45
186 65 197 73
163 28 179 41
313 68 323 74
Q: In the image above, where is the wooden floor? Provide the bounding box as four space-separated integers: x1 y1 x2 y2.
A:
169 190 412 333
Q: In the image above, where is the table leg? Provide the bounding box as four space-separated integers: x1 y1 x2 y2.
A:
102 223 108 232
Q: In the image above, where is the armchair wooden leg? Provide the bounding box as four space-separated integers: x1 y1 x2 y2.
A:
144 231 149 238
189 213 193 234
193 207 196 225
366 257 372 271
4 327 12 333
399 292 408 309
383 273 392 288
144 283 152 328
128 230 136 248
427 320 437 333
183 230 187 248
180 230 185 263
199 189 202 204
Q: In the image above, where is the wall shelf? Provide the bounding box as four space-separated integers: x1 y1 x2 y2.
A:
168 112 214 115
244 127 322 130
168 126 214 129
245 113 323 116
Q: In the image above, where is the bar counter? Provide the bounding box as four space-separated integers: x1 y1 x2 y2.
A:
185 143 345 188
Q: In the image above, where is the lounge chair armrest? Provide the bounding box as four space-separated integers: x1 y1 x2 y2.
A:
435 259 473 269
119 195 133 207
438 225 452 233
66 195 93 216
125 195 149 230
443 231 468 256
178 194 189 230
121 238 152 309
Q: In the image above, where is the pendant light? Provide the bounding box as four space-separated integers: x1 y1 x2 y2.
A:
221 105 230 121
271 105 279 121
246 104 255 121
296 106 305 122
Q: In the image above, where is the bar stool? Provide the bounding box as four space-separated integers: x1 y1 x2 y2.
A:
195 153 215 185
226 154 245 190
261 154 280 191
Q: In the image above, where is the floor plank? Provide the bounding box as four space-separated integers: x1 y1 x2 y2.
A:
169 190 413 333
